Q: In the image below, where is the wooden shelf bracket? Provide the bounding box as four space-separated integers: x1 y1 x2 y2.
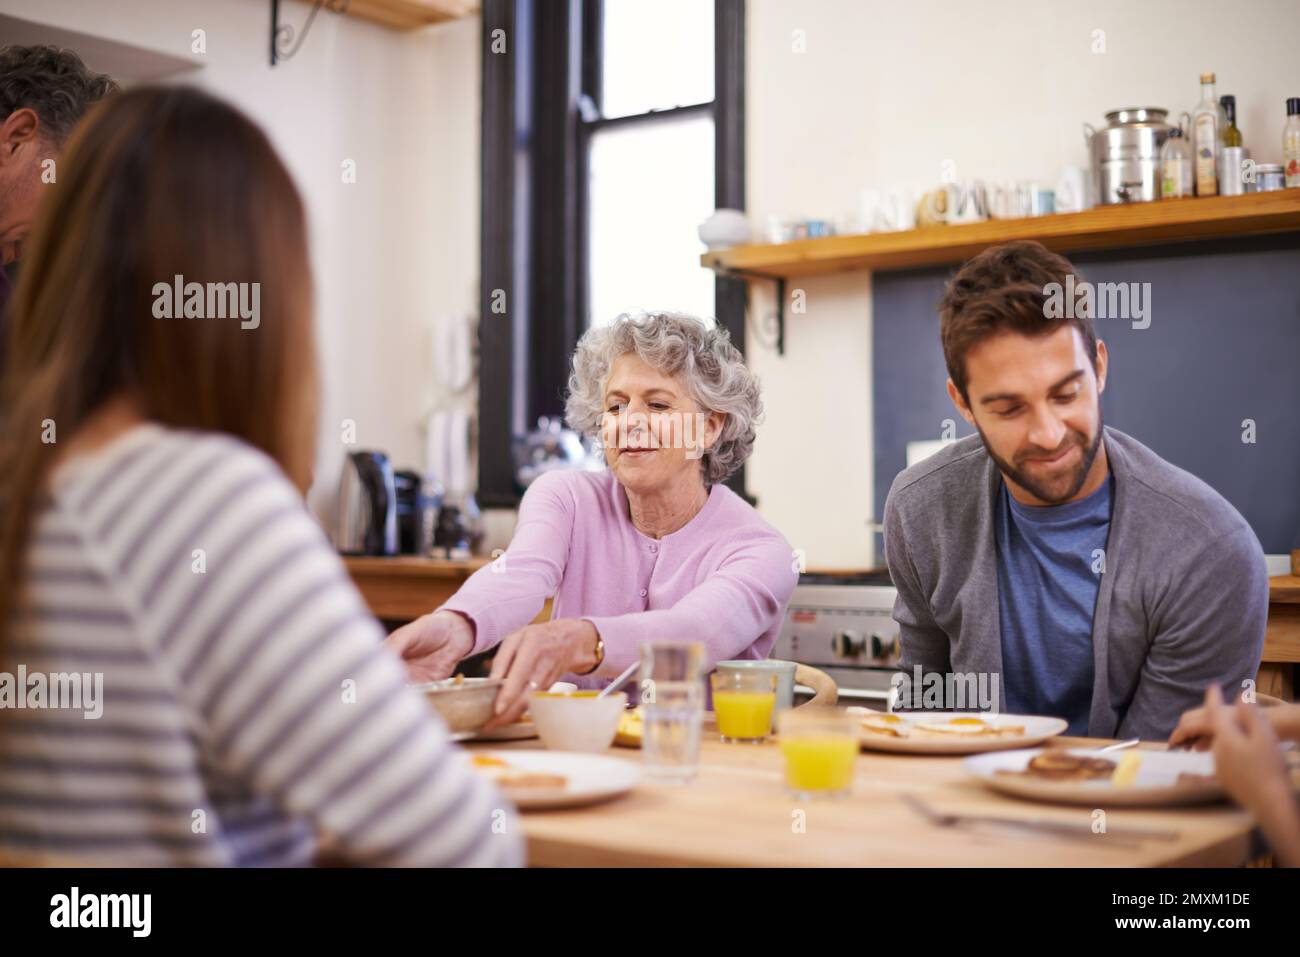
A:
716 266 786 356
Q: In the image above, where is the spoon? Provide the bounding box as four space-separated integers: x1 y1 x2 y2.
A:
597 661 639 699
1095 737 1141 754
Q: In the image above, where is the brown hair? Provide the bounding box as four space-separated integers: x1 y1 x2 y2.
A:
0 85 318 646
0 44 118 147
939 240 1097 401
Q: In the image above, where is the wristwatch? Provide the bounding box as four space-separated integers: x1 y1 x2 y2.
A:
575 625 604 676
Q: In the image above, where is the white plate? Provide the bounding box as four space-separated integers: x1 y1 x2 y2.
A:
964 747 1224 807
466 750 642 810
851 710 1069 755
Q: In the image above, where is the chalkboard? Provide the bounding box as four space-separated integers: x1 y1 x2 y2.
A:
872 234 1300 554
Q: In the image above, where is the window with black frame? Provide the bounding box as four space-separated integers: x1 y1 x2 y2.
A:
477 0 745 507
579 0 717 330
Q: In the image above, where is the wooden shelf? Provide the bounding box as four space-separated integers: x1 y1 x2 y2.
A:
303 0 477 31
701 190 1300 279
349 0 476 30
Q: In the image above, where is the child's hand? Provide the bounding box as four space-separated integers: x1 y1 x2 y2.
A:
1205 684 1289 814
1169 694 1300 751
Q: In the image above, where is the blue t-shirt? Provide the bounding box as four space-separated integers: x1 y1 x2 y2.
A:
995 476 1113 734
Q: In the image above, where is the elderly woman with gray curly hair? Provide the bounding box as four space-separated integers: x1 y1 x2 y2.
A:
386 311 797 726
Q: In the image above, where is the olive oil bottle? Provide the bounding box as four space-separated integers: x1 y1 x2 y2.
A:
1192 72 1226 196
1219 95 1245 195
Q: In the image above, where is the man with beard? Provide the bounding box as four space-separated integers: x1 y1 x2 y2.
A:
882 240 1267 739
0 46 116 348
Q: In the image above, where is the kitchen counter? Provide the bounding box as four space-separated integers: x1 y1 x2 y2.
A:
341 556 1297 700
342 556 488 622
1270 575 1300 603
1261 560 1300 701
343 556 551 625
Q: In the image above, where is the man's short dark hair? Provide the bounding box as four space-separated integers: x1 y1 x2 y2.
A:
0 44 118 147
939 240 1098 402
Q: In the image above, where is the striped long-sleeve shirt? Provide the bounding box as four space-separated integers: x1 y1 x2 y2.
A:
0 423 523 867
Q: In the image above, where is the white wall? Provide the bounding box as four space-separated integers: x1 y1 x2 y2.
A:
746 0 1300 569
1 0 481 525
10 0 1295 566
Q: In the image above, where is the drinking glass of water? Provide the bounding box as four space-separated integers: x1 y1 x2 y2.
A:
639 641 705 785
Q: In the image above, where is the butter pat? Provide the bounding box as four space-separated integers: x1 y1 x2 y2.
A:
1111 751 1143 787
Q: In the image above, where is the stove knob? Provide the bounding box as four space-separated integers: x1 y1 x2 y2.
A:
831 630 865 658
870 632 900 660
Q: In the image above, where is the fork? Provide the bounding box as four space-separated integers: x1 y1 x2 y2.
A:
901 793 1179 848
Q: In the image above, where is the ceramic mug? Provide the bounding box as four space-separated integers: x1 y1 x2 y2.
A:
919 181 988 225
1055 165 1089 213
864 188 917 232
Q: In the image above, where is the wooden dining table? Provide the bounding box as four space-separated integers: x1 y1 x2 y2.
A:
468 726 1259 867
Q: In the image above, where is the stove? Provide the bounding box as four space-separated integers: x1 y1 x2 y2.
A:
775 571 904 707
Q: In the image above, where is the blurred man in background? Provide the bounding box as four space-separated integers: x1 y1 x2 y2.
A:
0 45 116 345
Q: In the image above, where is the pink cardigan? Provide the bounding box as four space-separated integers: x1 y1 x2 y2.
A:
441 469 798 686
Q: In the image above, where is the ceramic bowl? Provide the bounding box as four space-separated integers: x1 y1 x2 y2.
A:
528 690 627 752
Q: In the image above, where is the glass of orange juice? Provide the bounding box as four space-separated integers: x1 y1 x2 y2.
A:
711 670 777 743
778 707 858 799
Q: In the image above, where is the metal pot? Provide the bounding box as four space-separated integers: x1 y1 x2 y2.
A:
1084 107 1173 205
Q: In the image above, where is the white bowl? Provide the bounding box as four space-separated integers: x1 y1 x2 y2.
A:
698 209 751 249
528 691 627 752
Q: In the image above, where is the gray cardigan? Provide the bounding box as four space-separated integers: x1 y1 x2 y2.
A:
882 426 1269 741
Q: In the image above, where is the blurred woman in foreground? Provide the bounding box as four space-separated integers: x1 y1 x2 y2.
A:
0 86 520 866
